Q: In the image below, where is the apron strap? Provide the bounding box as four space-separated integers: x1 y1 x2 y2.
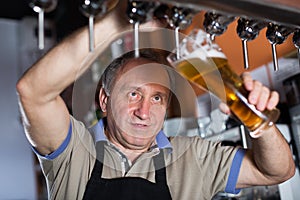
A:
94 141 168 184
153 149 168 184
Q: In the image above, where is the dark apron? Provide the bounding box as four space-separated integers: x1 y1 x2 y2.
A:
82 141 172 200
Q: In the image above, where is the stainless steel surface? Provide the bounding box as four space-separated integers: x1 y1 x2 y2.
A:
237 18 268 69
88 16 95 52
203 12 236 40
271 43 279 71
29 0 58 50
79 0 117 52
146 0 300 29
266 24 293 71
134 22 140 58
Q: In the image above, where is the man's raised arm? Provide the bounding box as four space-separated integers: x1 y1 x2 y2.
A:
16 1 130 156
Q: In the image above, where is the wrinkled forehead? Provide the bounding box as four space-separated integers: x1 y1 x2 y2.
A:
115 59 171 90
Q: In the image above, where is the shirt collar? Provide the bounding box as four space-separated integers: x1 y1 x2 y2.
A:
89 118 173 152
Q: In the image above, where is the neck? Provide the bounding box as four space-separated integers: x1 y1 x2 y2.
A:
110 139 154 163
104 129 155 163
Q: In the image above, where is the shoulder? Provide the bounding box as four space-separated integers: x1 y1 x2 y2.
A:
169 135 238 159
169 135 212 150
69 115 96 154
38 116 96 166
40 116 97 199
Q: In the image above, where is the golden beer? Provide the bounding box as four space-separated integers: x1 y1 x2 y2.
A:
175 57 278 132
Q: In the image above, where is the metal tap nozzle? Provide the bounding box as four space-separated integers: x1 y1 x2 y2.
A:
266 23 293 71
29 0 58 50
237 18 268 69
203 11 235 41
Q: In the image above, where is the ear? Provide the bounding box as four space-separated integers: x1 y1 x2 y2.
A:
99 88 109 112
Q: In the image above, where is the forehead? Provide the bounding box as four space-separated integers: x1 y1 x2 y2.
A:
114 59 171 91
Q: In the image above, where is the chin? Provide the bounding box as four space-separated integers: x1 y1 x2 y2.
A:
124 134 155 149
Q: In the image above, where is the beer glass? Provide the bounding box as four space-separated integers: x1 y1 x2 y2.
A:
167 29 280 138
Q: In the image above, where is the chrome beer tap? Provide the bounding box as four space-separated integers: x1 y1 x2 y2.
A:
266 23 293 71
79 0 116 52
126 0 155 57
237 18 268 69
29 0 57 50
167 6 196 59
203 11 236 41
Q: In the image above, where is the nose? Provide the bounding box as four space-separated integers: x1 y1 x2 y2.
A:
134 99 151 120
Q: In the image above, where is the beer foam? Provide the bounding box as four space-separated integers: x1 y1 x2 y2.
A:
192 29 227 59
183 48 208 61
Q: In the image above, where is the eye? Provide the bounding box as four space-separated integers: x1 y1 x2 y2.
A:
152 95 162 103
128 91 141 102
130 92 137 97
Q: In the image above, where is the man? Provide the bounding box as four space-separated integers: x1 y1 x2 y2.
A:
16 2 295 200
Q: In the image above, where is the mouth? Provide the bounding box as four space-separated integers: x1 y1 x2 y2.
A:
131 123 150 128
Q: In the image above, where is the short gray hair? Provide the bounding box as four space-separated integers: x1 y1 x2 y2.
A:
95 48 175 110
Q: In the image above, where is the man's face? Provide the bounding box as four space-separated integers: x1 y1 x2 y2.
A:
105 59 171 150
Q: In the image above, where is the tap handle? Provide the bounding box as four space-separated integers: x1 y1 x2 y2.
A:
126 0 155 57
203 12 235 40
126 0 155 24
79 0 110 17
266 23 293 45
29 0 57 13
266 24 293 71
29 0 57 50
167 6 196 30
237 18 267 69
79 0 110 52
237 18 267 41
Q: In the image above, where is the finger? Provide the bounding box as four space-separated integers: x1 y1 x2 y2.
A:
219 102 231 115
267 91 279 110
248 80 262 105
256 86 270 111
241 72 253 91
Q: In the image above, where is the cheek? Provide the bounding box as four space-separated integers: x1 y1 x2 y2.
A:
109 98 129 119
151 106 167 120
151 108 167 132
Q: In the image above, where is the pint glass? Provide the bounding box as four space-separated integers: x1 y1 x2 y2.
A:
167 29 280 137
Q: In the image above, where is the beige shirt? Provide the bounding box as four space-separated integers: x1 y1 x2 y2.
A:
37 116 243 200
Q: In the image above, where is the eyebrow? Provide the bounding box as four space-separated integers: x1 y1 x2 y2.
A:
123 85 170 97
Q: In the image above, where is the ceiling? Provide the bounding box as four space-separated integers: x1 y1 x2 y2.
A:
0 0 87 40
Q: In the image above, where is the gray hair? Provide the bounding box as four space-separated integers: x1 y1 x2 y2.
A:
95 48 175 110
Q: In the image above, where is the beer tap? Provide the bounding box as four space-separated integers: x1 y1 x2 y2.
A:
167 6 195 59
203 11 236 41
29 0 57 50
293 29 300 67
79 0 116 52
237 18 268 69
126 0 155 57
266 23 293 71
